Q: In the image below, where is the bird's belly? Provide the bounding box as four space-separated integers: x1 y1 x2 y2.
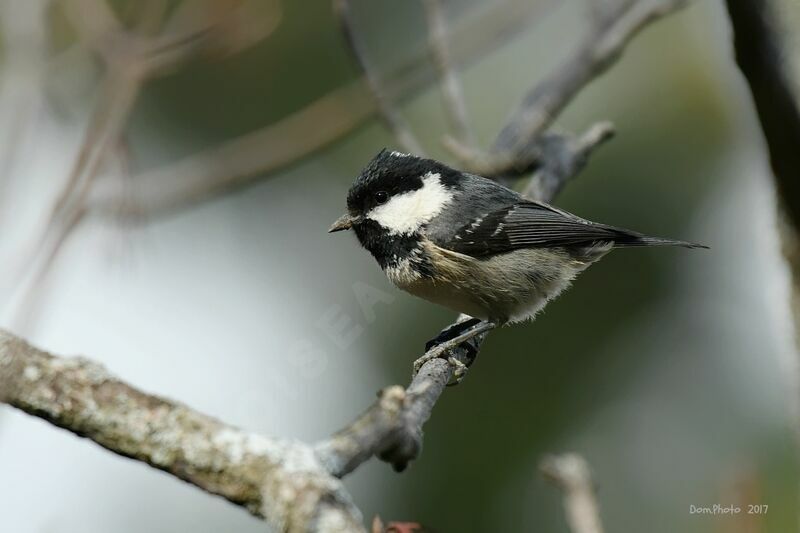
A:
387 245 592 323
401 278 493 320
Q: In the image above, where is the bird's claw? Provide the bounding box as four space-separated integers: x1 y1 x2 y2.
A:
411 343 468 385
447 357 468 386
411 346 443 376
412 319 496 383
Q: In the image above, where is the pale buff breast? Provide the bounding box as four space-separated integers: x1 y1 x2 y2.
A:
384 239 601 324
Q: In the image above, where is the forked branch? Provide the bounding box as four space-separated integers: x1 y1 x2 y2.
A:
447 0 690 176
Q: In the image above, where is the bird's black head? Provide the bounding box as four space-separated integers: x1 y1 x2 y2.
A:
347 149 463 215
328 149 463 266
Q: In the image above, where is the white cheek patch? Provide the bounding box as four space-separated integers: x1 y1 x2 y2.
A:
367 172 451 235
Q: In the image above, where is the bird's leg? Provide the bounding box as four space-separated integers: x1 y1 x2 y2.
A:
424 317 481 352
412 320 497 380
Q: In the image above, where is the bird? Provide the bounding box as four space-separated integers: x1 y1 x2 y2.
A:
329 149 706 376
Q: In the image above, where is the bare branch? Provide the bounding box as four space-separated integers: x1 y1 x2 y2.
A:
315 321 485 475
521 121 615 201
494 0 688 151
10 1 154 329
13 0 282 327
87 82 375 217
87 0 554 218
0 0 48 227
450 0 690 176
0 330 365 532
724 0 800 455
9 206 87 332
58 0 124 61
141 0 282 75
422 0 476 149
8 66 146 330
333 0 425 155
724 0 800 230
540 454 605 533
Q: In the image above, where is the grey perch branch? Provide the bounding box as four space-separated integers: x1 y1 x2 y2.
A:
315 319 484 475
540 454 605 533
0 331 365 533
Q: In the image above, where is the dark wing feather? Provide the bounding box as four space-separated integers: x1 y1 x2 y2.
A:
441 201 702 257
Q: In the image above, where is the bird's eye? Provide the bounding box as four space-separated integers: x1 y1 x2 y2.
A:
375 191 388 204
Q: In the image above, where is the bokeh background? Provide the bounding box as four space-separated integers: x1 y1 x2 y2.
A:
0 0 798 532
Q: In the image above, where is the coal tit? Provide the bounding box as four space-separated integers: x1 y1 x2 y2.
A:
330 149 706 368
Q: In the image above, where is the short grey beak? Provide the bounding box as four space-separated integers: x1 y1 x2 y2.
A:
328 213 357 233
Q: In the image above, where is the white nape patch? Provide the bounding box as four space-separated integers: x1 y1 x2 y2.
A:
368 172 451 235
390 150 410 157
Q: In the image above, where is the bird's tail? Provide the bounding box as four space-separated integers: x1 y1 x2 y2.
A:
611 230 708 249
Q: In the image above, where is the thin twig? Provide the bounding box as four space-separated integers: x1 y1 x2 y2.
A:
13 0 169 322
540 454 605 533
0 0 48 228
422 0 476 149
87 81 376 217
9 206 87 333
13 0 281 328
10 62 146 331
140 0 282 75
333 0 425 155
495 0 688 150
586 0 638 31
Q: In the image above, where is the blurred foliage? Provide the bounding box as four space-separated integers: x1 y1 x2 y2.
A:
133 1 353 161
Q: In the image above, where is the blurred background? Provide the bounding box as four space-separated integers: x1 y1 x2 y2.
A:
0 0 798 531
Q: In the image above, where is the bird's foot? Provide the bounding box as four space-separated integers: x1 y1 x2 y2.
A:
412 335 477 385
424 318 481 352
447 357 469 386
412 320 497 384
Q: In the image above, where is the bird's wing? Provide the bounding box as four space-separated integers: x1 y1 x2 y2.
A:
437 200 635 257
